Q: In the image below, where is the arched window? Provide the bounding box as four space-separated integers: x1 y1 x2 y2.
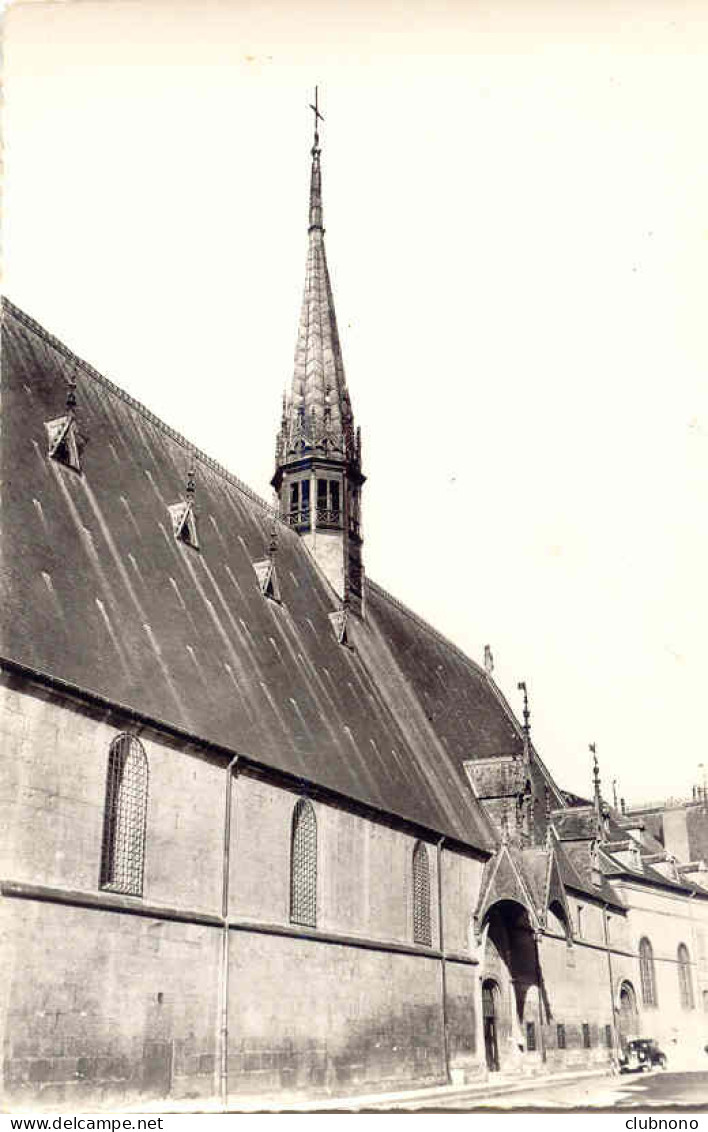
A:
412 841 432 946
639 937 658 1008
290 799 317 927
99 733 148 897
678 944 695 1010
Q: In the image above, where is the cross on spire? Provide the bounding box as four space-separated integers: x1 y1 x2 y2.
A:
309 86 324 148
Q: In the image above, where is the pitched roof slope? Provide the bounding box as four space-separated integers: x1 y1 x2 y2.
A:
1 299 498 848
362 582 566 808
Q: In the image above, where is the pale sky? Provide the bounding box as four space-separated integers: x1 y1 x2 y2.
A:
5 0 708 803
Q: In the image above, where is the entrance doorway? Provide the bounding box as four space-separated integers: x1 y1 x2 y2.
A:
618 981 638 1053
482 979 500 1072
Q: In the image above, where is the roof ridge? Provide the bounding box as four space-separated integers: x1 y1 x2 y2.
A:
365 577 489 679
2 297 278 520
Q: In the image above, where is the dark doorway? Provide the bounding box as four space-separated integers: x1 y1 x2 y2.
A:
618 981 638 1053
482 979 500 1072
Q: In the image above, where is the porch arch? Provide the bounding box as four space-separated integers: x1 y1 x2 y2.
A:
479 899 544 1071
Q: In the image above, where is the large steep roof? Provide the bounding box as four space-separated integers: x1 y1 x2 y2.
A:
0 298 533 850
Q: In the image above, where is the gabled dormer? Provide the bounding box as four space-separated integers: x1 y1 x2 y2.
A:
168 466 199 549
45 374 86 472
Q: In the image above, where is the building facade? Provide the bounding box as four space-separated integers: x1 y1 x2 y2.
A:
2 114 708 1110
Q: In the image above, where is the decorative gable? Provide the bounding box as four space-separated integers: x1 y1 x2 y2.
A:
544 842 574 937
328 608 349 646
45 413 84 471
253 558 280 601
473 844 541 941
168 499 199 549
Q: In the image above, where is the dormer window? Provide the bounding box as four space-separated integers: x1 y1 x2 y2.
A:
45 375 85 472
253 558 280 601
168 500 199 548
46 414 82 472
168 466 199 549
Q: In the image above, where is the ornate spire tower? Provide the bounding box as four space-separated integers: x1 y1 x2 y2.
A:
272 90 365 615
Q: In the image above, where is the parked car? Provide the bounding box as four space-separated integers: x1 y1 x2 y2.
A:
619 1038 667 1073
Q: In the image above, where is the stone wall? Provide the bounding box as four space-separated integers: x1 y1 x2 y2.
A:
0 675 485 1108
1 899 220 1109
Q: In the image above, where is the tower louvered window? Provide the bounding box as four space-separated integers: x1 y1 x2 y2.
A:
290 799 317 927
412 840 432 946
639 937 657 1008
678 943 694 1010
99 734 148 897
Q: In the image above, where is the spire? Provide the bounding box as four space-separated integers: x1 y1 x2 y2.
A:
271 90 366 617
275 88 358 472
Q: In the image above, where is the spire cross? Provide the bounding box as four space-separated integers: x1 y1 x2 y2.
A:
309 86 324 146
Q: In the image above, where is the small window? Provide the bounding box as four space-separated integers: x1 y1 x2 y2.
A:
288 480 311 528
315 478 342 529
678 943 695 1010
526 1022 537 1051
99 734 149 897
556 1023 566 1050
46 413 82 472
582 1023 591 1049
290 799 317 927
576 904 583 939
604 1024 613 1049
168 500 199 549
330 481 340 515
412 841 432 946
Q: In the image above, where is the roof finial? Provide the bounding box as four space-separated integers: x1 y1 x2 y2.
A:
308 87 324 232
186 464 196 499
517 681 530 744
309 85 324 151
66 371 77 414
484 644 494 676
590 741 603 834
268 495 279 563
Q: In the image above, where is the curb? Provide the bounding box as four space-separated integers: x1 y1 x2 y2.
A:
229 1066 613 1112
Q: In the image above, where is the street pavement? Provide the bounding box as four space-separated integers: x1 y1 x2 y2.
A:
374 1070 708 1111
